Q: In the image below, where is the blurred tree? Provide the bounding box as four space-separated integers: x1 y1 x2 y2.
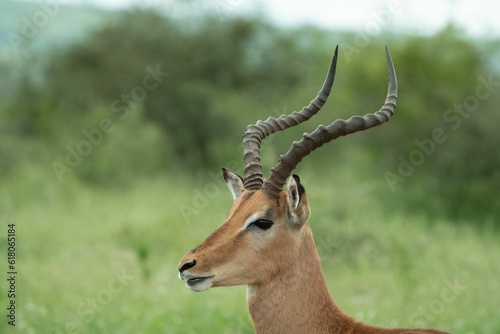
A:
2 9 498 223
342 26 500 222
7 10 309 169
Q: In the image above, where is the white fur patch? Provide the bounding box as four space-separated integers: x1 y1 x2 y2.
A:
242 213 260 230
223 168 245 201
186 277 213 292
287 177 300 211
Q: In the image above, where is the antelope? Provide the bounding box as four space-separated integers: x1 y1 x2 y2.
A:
178 46 448 334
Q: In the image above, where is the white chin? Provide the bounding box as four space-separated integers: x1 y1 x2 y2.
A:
186 278 213 292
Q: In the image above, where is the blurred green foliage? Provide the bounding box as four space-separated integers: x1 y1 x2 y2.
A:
1 9 499 222
1 7 499 334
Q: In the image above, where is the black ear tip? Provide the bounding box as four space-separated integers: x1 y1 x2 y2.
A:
222 167 244 183
222 167 228 180
292 174 305 197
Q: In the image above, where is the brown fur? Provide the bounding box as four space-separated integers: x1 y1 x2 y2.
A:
178 179 449 334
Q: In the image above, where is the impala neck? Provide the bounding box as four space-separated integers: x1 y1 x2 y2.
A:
245 224 447 334
246 223 356 334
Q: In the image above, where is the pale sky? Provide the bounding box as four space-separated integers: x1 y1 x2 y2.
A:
65 0 500 37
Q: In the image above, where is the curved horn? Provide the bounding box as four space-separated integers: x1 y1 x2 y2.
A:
242 46 339 190
262 46 398 199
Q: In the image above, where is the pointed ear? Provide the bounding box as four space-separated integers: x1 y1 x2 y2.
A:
286 174 309 225
287 174 302 211
222 167 245 201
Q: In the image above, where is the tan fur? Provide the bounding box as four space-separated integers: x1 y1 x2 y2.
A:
178 187 448 334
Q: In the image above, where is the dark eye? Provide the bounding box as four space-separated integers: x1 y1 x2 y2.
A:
250 219 274 230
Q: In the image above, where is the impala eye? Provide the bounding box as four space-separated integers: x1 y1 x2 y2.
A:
250 219 274 230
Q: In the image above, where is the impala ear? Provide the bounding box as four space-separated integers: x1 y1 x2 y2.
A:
287 175 301 211
222 167 245 201
286 174 309 225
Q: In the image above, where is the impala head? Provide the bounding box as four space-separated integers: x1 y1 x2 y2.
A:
178 46 397 292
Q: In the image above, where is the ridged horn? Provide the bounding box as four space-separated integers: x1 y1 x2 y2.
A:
242 46 339 190
262 46 398 199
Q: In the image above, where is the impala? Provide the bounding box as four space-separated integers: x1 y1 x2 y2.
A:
178 46 448 334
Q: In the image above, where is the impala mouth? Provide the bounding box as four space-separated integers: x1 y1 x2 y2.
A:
179 272 215 292
187 276 212 285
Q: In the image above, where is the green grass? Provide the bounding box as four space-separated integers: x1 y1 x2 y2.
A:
0 165 498 334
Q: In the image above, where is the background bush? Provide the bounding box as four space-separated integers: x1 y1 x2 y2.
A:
2 10 498 222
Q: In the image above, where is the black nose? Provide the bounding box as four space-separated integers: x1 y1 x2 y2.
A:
179 259 196 272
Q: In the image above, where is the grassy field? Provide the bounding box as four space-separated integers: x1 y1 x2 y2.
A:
1 163 498 334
